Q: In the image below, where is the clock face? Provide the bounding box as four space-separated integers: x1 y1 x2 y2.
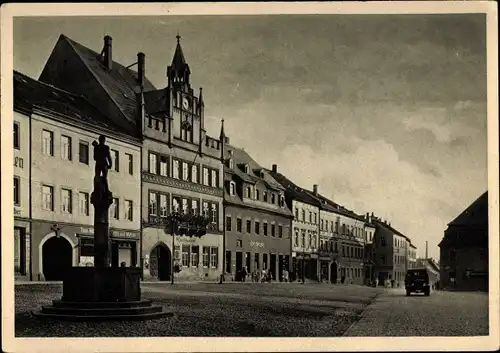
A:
182 97 190 110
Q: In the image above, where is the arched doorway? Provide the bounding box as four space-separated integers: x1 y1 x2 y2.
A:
42 236 72 281
149 243 171 281
330 262 338 283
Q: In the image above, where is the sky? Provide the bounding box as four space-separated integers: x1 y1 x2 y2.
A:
13 14 488 260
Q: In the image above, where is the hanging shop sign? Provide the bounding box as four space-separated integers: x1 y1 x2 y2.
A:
14 156 24 169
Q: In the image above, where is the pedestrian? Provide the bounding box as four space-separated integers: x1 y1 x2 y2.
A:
242 267 247 282
375 278 379 287
341 275 346 284
391 279 395 288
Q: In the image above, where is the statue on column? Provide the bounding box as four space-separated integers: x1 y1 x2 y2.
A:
92 135 112 192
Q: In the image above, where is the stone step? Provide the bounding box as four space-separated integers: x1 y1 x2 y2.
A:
41 305 164 316
52 299 153 309
32 310 174 322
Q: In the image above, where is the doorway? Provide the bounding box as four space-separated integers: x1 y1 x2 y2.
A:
235 251 243 271
225 250 232 274
270 253 277 280
150 244 171 281
278 255 284 281
42 236 72 281
330 262 338 283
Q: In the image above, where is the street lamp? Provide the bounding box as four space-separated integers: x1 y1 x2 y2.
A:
143 211 211 284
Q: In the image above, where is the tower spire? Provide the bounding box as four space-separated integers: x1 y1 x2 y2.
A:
219 119 225 141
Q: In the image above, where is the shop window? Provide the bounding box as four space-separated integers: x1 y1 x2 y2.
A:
210 247 218 268
226 216 232 231
79 140 88 164
202 247 210 267
182 245 190 267
191 246 199 267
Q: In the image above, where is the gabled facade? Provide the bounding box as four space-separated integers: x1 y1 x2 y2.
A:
38 34 225 281
268 165 322 282
438 191 488 291
14 71 142 281
223 141 293 281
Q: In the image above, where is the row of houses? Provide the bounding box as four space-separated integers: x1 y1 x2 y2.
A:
13 33 419 285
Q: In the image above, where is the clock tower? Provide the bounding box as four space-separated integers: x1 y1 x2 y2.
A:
166 34 205 149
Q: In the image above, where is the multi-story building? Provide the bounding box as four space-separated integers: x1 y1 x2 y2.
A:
312 192 366 285
223 142 293 281
14 71 142 281
268 165 320 282
416 258 440 287
37 34 225 281
439 191 488 291
13 80 32 281
372 216 413 286
408 243 417 269
363 214 377 284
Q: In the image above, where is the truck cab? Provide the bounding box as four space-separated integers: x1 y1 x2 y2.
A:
405 268 431 296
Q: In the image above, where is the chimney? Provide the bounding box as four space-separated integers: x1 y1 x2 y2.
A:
313 184 318 196
103 35 113 69
425 241 428 259
137 52 145 88
272 164 277 173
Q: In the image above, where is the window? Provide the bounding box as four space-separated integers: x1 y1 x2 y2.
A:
295 208 299 219
450 250 456 261
321 219 324 230
308 233 312 248
236 218 242 233
61 135 72 161
79 192 89 216
271 224 276 237
271 193 276 204
111 149 119 172
14 122 20 150
182 198 188 214
210 203 218 224
202 247 210 267
294 228 299 246
126 153 133 175
211 170 218 187
263 222 268 236
229 182 236 196
202 201 209 217
226 216 232 231
255 221 260 235
149 153 157 174
125 200 133 221
182 245 190 267
255 189 260 200
309 212 312 223
246 220 251 234
42 185 53 211
42 130 54 156
14 177 20 205
381 255 386 264
342 245 345 256
182 162 189 181
301 210 305 221
191 200 198 216
278 225 283 238
14 227 26 275
314 213 317 224
191 164 198 183
301 231 306 248
159 156 168 176
210 247 218 268
61 188 72 214
381 236 386 246
191 246 199 267
111 198 119 219
246 187 251 198
149 192 158 216
263 191 268 202
173 160 180 179
160 194 168 217
79 141 89 164
174 246 180 261
203 167 209 186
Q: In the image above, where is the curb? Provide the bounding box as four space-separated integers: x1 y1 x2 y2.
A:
341 292 381 337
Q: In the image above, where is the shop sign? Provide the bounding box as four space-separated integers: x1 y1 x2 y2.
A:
250 241 264 248
177 236 197 243
80 227 94 235
14 156 24 169
111 230 139 240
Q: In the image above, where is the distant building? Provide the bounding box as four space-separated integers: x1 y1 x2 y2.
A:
363 215 377 284
371 216 414 286
223 144 293 281
416 258 440 286
14 71 142 281
268 166 320 282
438 191 488 291
408 243 417 269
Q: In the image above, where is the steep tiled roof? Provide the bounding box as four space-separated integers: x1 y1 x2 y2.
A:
60 35 157 126
371 217 410 241
448 191 488 227
225 146 285 191
143 88 169 115
14 70 130 136
266 170 321 207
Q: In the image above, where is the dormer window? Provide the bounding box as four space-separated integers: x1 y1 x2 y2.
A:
245 186 252 198
260 171 265 178
263 191 268 202
229 181 236 196
244 164 250 174
271 193 276 204
227 158 234 169
279 195 285 208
